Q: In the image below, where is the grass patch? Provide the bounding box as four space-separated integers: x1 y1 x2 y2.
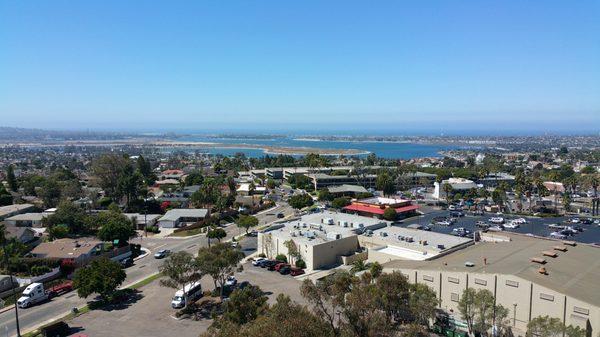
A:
128 273 163 289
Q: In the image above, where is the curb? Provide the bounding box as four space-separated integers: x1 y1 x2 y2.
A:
134 247 151 261
0 304 14 314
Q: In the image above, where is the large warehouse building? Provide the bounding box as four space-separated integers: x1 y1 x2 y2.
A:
381 232 600 336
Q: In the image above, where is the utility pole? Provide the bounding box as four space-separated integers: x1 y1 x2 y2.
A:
1 235 21 337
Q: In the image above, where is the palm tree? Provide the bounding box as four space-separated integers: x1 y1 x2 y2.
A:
443 183 454 206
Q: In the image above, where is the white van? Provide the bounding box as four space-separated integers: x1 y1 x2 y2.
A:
171 282 202 309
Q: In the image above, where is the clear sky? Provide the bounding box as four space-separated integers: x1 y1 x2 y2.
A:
1 1 599 134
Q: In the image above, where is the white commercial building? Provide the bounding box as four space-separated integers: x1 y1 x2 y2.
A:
433 178 477 199
257 211 471 272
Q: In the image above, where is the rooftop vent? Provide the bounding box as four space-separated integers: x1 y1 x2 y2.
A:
542 251 558 258
530 257 547 264
562 240 576 246
465 261 475 267
538 267 548 275
553 245 568 252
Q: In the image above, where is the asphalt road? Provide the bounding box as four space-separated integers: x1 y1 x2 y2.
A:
0 222 249 337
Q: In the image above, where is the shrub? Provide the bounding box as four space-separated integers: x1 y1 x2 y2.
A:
383 207 397 221
331 197 351 209
295 259 306 269
275 254 287 263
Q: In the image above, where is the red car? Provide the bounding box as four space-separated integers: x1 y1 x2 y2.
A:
274 262 289 272
290 268 305 276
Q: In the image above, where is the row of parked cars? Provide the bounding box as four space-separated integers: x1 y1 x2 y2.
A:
252 258 305 276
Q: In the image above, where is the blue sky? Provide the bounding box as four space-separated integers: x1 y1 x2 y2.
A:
0 1 599 134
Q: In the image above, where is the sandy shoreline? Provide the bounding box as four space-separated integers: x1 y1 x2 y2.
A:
1 139 368 156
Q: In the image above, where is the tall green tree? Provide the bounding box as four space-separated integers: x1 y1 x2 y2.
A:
91 153 131 199
6 165 17 192
96 211 136 245
207 226 227 246
236 215 259 234
159 251 203 308
376 171 396 196
0 185 12 206
196 243 244 298
217 285 268 326
73 257 126 302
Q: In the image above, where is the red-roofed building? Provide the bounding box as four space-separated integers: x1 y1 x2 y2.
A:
343 197 419 219
160 169 185 180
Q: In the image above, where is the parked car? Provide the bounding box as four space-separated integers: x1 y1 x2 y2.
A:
279 266 291 275
154 249 171 259
262 260 278 269
225 276 237 286
277 213 285 218
290 267 305 276
120 257 134 268
274 263 289 272
252 257 266 266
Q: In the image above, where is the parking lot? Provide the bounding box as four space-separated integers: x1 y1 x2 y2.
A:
68 261 305 336
401 208 600 244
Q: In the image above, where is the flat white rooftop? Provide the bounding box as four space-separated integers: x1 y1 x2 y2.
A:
263 211 387 246
375 246 431 261
358 197 410 205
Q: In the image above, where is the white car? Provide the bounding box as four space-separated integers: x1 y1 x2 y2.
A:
225 276 237 287
252 257 266 266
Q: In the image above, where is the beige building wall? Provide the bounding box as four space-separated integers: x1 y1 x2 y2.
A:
439 271 467 314
381 266 599 336
530 283 566 325
257 232 360 272
564 296 599 333
494 275 532 333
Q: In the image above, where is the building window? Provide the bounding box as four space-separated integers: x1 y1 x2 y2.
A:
451 293 459 302
539 293 554 302
448 277 460 284
423 275 434 282
573 307 589 315
474 278 487 286
505 280 519 288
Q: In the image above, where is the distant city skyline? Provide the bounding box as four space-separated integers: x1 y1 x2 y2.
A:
1 1 599 132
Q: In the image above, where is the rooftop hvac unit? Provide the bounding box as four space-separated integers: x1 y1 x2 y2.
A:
324 218 334 225
302 223 307 228
357 223 364 228
379 232 388 237
327 232 342 240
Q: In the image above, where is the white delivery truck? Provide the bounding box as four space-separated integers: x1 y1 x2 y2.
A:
17 283 48 308
171 282 202 309
17 281 73 308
